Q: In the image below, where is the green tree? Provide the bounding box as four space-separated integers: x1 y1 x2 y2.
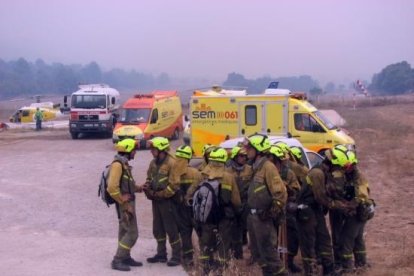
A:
369 61 414 95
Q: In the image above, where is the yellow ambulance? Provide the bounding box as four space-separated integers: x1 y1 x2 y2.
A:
188 86 354 157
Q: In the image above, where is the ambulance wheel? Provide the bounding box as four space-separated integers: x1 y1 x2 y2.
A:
171 128 180 140
71 132 79 139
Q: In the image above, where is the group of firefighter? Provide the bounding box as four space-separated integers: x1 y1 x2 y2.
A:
107 134 375 276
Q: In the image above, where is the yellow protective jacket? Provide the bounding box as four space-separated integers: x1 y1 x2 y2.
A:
289 160 309 186
305 166 348 210
280 165 301 202
347 168 370 203
146 155 176 198
107 156 137 209
168 157 203 203
201 161 241 209
248 156 287 211
197 160 208 172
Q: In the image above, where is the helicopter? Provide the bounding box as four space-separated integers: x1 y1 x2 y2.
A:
8 96 69 123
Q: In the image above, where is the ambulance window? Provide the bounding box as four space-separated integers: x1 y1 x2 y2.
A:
245 105 257 126
294 114 306 131
150 109 158 124
295 113 324 132
22 110 30 117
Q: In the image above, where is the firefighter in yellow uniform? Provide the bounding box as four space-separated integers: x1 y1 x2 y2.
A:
245 134 288 276
297 147 355 275
198 147 241 274
197 144 216 171
143 137 182 266
171 145 203 266
226 146 253 259
327 145 375 273
289 146 309 186
269 145 302 273
107 139 144 271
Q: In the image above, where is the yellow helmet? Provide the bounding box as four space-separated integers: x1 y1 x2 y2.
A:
230 146 247 159
269 145 287 160
202 144 214 156
115 138 137 153
208 147 228 163
148 137 170 151
347 150 358 165
175 145 193 159
245 134 271 152
274 141 290 153
327 145 358 167
289 146 302 160
334 144 358 165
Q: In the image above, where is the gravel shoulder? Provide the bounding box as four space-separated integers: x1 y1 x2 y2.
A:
0 129 186 276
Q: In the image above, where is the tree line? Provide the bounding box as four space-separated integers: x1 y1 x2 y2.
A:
0 58 171 100
1 58 413 100
223 61 414 96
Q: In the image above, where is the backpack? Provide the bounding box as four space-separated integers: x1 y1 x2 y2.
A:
192 179 222 224
98 161 121 207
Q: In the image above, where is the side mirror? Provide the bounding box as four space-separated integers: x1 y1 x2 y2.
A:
63 96 68 107
184 115 189 122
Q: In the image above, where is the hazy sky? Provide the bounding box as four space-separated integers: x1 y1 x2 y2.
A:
1 0 413 84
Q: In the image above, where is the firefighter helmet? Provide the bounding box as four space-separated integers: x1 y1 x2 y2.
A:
209 147 228 163
175 145 193 159
115 138 137 153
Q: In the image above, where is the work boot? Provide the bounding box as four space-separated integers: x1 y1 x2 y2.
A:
166 258 181 267
288 255 302 273
111 259 131 271
123 257 143 267
146 254 167 263
322 263 335 276
337 259 354 274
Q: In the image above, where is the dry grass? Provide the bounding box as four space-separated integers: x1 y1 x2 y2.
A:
316 98 414 275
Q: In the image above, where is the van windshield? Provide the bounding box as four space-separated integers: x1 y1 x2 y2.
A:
119 108 151 123
313 111 337 130
71 95 106 109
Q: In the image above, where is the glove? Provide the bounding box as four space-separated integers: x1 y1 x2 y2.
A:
120 194 132 203
344 200 358 216
144 189 156 200
269 200 283 219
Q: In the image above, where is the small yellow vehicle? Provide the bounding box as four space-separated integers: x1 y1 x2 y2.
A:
9 102 66 123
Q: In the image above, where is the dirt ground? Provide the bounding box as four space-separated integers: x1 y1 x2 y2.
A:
0 97 414 276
